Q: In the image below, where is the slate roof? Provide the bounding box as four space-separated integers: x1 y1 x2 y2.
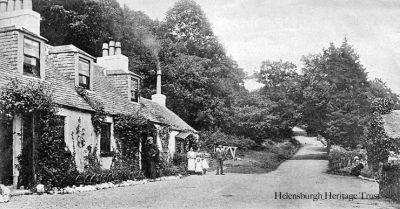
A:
139 98 196 132
46 61 93 111
90 64 140 116
382 110 400 139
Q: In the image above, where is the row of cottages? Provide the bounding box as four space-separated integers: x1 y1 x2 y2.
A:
0 0 197 187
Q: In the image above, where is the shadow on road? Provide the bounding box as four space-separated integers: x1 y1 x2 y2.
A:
291 153 328 160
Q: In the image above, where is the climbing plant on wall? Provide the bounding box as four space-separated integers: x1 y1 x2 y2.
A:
75 86 106 134
0 79 77 189
158 126 170 151
366 98 395 171
112 113 154 176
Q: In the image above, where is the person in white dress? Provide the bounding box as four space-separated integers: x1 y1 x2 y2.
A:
195 150 203 175
201 153 209 174
187 147 196 174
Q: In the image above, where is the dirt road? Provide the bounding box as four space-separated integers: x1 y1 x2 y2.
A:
1 136 398 209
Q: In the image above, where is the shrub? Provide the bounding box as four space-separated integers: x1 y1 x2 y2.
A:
327 146 366 174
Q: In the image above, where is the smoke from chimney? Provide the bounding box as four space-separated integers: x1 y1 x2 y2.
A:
141 32 162 94
141 31 166 106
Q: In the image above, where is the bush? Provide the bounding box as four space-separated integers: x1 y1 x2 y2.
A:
328 146 366 174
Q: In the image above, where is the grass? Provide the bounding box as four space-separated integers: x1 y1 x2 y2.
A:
208 139 301 174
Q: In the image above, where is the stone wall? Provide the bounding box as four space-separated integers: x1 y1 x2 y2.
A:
47 52 77 81
0 28 18 74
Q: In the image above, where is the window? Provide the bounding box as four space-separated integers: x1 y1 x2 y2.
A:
78 58 90 89
100 123 111 156
23 38 40 78
131 77 139 102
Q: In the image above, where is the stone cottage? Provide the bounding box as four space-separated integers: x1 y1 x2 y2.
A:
0 0 197 188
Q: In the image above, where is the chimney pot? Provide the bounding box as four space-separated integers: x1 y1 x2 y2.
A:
109 41 115 56
102 43 109 57
115 42 121 55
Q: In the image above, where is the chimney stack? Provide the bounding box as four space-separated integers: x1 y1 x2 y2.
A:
102 43 109 57
115 42 121 55
109 41 115 56
97 40 129 73
0 0 40 35
151 61 166 106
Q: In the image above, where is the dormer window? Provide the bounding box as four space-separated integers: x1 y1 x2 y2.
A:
23 38 40 78
131 77 139 102
78 58 90 89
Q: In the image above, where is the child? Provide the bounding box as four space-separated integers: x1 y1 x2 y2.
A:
195 154 203 175
201 154 209 174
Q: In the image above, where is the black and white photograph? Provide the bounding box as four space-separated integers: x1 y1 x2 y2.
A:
1 0 400 208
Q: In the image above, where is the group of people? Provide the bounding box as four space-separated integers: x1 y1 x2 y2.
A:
187 144 226 175
187 147 209 175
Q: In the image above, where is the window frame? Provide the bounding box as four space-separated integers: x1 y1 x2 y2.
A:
78 57 91 90
23 37 41 78
100 122 112 157
130 77 140 103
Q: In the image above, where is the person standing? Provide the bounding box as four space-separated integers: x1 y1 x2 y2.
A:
215 145 225 175
187 147 196 175
195 152 203 175
142 137 159 179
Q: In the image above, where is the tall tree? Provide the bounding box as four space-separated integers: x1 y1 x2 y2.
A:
300 40 371 148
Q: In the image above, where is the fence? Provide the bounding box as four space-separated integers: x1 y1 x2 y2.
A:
380 163 400 201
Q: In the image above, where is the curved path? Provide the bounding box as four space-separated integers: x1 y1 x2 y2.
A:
1 136 398 209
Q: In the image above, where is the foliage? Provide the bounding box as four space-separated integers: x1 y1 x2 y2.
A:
198 130 257 152
0 79 77 189
237 60 302 142
114 113 153 159
327 147 366 174
157 160 182 177
113 113 154 179
299 40 371 148
157 126 170 151
110 152 144 182
368 78 400 110
75 86 106 134
83 145 102 174
366 111 394 171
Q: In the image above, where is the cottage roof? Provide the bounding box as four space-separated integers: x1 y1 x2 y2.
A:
139 98 196 132
46 61 93 111
48 45 95 60
382 110 400 139
90 64 140 116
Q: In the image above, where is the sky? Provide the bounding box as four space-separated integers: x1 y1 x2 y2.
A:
117 0 400 93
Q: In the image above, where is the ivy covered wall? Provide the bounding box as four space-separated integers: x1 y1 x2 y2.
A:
57 108 116 171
